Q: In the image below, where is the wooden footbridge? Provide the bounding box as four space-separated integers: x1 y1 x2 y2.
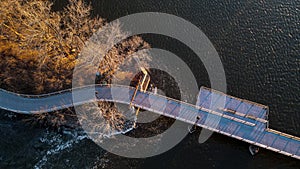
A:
0 75 299 160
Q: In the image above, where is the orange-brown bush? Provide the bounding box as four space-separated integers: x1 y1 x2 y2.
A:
0 0 150 94
0 0 150 131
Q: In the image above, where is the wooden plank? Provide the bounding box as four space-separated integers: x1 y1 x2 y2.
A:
272 137 289 151
284 141 300 154
261 133 277 146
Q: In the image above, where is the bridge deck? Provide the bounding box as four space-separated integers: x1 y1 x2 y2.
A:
128 87 300 160
0 85 299 160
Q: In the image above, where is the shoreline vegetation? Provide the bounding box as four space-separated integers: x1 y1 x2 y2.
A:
0 0 151 132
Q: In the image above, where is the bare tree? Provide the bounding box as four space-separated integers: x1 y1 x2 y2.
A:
0 0 151 133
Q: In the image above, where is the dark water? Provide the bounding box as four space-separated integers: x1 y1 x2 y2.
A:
1 0 300 168
88 1 300 168
88 0 300 134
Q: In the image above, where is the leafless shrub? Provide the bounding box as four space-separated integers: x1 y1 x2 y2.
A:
0 0 151 133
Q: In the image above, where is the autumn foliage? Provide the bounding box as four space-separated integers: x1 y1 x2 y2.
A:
0 0 150 131
0 0 149 94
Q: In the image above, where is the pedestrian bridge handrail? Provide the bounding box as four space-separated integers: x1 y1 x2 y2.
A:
0 84 299 160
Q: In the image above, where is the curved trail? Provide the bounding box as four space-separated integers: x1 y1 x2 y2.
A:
0 84 138 114
0 84 300 160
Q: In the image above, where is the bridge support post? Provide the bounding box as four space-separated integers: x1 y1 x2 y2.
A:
130 67 151 128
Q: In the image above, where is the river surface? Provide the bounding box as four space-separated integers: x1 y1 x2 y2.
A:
1 0 300 168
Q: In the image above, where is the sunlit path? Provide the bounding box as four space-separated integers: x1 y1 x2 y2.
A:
0 84 299 160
